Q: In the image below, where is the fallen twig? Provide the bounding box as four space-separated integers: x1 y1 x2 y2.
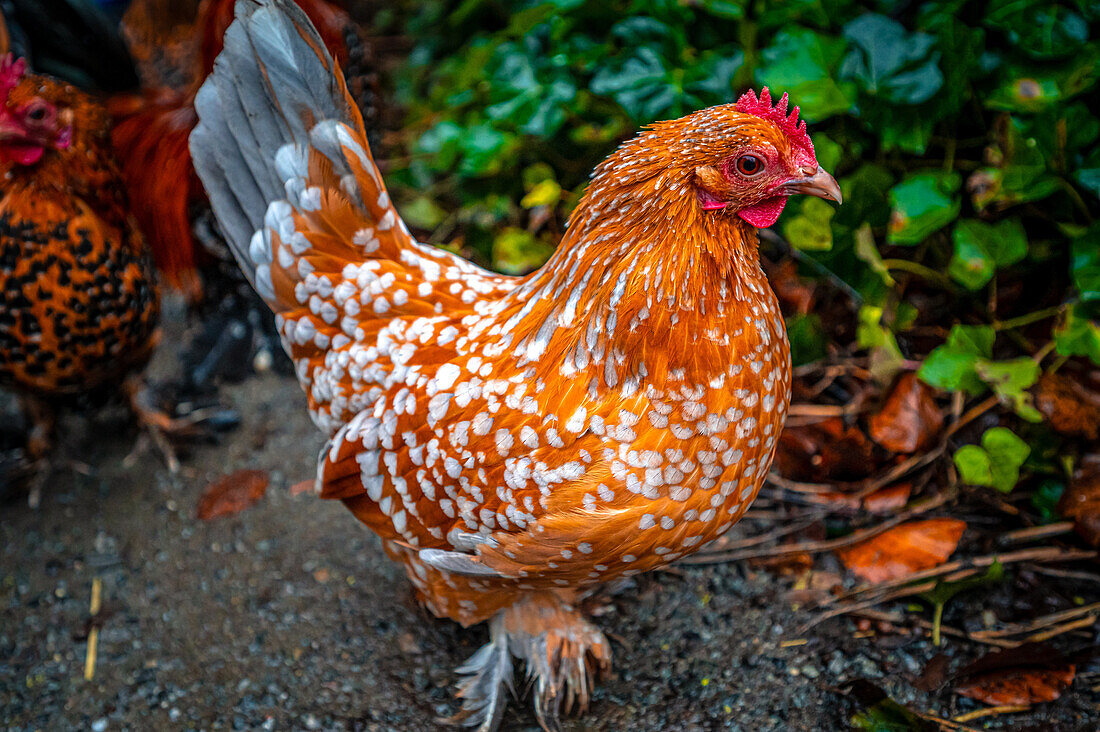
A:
969 601 1100 640
84 577 102 681
952 706 1030 724
998 522 1074 545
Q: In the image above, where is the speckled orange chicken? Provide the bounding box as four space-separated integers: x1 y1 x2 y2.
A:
190 2 842 728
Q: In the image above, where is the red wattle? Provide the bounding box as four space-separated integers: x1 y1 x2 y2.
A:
0 143 44 166
737 196 788 228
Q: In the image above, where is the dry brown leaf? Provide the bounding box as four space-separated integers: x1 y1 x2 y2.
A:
197 469 269 520
954 644 1075 706
861 483 912 514
749 551 813 576
1058 454 1100 547
1034 372 1100 440
836 518 966 583
289 479 314 496
813 483 911 513
776 417 876 482
868 373 944 453
956 666 1075 706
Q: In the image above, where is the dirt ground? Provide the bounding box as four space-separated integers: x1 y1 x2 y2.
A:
2 304 1097 731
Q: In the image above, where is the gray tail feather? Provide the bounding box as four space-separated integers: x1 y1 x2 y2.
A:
188 0 359 292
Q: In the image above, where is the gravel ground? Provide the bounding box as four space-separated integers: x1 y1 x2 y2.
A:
2 306 1097 731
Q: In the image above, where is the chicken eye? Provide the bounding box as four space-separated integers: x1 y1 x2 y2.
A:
736 155 764 177
24 102 51 123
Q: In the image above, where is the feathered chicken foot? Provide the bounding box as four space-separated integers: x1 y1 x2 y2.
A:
448 591 611 732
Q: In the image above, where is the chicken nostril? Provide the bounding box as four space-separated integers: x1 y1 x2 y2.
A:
799 165 818 176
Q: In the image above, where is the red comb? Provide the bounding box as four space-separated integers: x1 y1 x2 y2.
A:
1 54 27 102
735 87 816 166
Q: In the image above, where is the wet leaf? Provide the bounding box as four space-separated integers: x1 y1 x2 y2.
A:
1033 372 1100 440
974 357 1041 422
787 314 828 367
1054 305 1100 366
953 427 1030 493
918 325 995 395
836 518 966 583
861 483 912 514
400 196 448 229
197 469 269 520
756 28 853 121
1069 226 1100 302
857 305 905 384
289 479 314 496
948 219 1028 290
887 172 961 245
841 14 943 105
1030 479 1065 523
954 643 1075 706
492 227 553 274
521 178 561 208
854 224 895 288
782 196 835 251
776 417 876 483
1058 454 1100 547
843 680 936 732
868 373 944 453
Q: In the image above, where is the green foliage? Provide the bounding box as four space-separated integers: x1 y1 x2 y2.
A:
386 0 1100 488
954 427 1031 492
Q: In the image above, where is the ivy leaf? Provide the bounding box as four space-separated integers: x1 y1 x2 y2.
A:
947 323 995 357
1054 305 1100 365
591 45 675 122
782 196 835 251
492 227 553 274
969 119 1060 210
918 325 994 395
756 28 853 121
521 179 562 208
974 357 1042 422
955 427 1031 492
854 224 895 288
841 14 943 104
948 219 1028 290
1070 225 1100 302
787 314 828 367
954 445 994 487
984 1 1089 60
857 305 905 384
983 426 1031 490
888 172 961 245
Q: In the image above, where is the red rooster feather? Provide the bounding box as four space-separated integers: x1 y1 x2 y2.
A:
190 1 842 728
110 0 361 300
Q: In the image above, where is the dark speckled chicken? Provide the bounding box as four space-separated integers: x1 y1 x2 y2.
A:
0 53 158 462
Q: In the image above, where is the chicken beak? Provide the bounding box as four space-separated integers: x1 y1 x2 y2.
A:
0 117 24 143
782 167 843 205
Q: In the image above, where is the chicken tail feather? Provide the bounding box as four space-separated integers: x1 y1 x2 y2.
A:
190 0 398 314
